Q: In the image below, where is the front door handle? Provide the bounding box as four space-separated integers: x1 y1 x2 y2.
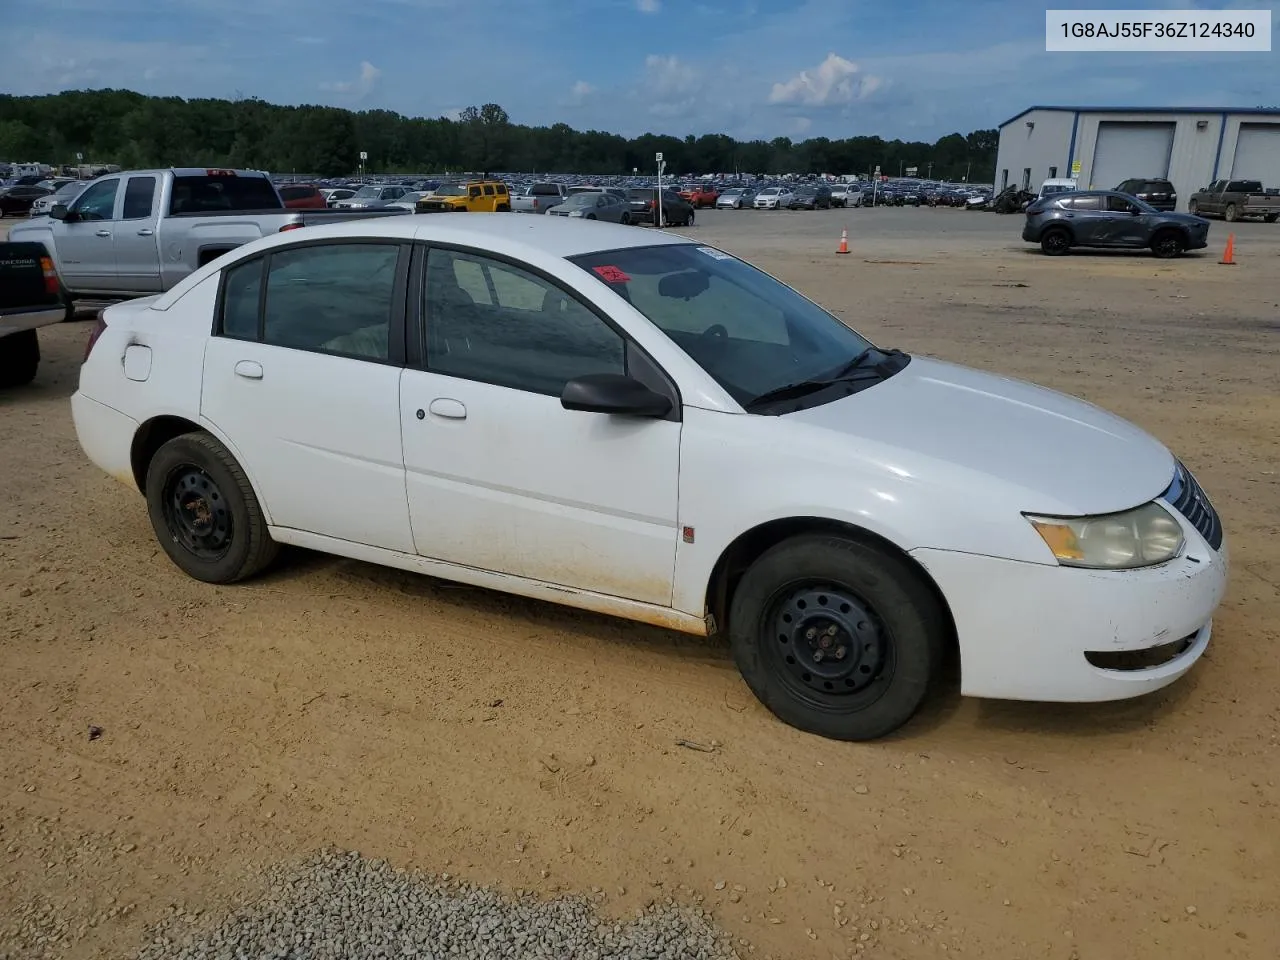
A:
428 398 467 420
234 360 264 380
95 230 112 238
136 228 154 236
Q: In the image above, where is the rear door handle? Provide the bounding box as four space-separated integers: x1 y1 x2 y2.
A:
234 360 264 380
95 230 111 238
136 228 154 236
427 398 467 420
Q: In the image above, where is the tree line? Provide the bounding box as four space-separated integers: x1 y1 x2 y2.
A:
0 89 998 182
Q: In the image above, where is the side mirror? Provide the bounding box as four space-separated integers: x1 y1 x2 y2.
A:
561 373 672 418
49 204 69 220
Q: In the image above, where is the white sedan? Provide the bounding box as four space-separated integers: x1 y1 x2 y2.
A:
70 216 1228 741
753 187 794 209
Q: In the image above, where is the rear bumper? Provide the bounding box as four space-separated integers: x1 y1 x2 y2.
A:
0 304 64 338
70 391 140 490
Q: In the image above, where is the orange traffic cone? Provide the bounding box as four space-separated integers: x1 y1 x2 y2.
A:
1219 233 1236 265
836 228 850 255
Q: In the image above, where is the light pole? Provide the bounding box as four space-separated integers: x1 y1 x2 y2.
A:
656 152 666 229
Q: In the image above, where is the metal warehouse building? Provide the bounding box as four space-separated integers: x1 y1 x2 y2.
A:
994 106 1280 211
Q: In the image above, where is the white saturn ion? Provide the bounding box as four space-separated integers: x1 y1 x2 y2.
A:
70 214 1228 741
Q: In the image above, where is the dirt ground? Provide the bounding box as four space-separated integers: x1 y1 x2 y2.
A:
2 208 1278 960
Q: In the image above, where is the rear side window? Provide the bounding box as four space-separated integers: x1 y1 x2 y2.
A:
122 176 156 219
220 258 263 339
217 243 403 362
169 175 281 214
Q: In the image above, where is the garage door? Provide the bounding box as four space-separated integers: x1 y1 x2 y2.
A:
1089 121 1175 190
1230 123 1280 188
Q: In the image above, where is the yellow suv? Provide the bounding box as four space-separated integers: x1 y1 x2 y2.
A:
416 180 511 213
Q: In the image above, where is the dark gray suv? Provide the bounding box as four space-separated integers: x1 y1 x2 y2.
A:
1022 191 1210 259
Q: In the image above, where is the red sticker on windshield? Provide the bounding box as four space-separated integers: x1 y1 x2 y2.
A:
593 265 631 283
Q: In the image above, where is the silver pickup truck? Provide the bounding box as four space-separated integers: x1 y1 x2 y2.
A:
8 167 409 304
510 182 570 214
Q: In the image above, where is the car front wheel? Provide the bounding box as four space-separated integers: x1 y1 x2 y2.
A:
728 534 946 741
1150 230 1185 259
145 432 278 584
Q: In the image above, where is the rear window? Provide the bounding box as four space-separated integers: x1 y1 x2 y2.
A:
169 175 282 214
1227 180 1263 193
531 184 563 196
278 186 316 201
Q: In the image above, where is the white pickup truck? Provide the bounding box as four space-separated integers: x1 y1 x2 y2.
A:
510 182 571 214
9 167 409 306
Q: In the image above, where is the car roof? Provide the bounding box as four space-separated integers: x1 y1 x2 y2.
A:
151 214 694 311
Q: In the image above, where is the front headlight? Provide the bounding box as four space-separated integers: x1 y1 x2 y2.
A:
568 210 585 217
1025 502 1184 569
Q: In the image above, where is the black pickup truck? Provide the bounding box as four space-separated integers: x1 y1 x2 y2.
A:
0 242 71 387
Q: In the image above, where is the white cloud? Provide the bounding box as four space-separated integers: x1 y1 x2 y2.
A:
565 80 595 106
320 60 382 99
768 53 881 107
636 0 661 12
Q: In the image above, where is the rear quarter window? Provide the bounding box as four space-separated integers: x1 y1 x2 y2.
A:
169 175 281 214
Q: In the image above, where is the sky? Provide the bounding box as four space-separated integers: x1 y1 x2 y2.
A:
1 0 1276 142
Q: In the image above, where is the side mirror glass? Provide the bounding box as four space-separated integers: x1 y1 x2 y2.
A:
561 373 672 418
49 204 69 220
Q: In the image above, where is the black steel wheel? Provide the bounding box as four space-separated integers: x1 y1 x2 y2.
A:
1151 230 1185 259
728 534 946 741
145 432 278 583
1040 228 1071 256
764 585 893 703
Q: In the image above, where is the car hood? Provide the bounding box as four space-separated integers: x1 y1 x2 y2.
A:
785 356 1174 516
1160 212 1210 227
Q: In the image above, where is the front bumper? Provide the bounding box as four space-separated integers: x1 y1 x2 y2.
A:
911 522 1228 702
70 392 140 490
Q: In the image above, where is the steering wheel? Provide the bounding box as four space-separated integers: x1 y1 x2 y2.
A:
702 323 728 339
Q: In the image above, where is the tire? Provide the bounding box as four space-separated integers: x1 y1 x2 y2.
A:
728 534 945 741
684 210 695 227
1224 203 1238 222
496 204 510 212
1187 199 1198 216
585 213 597 220
59 282 76 323
0 329 40 388
144 432 278 584
1265 213 1278 224
620 213 631 225
1150 230 1185 259
1040 227 1071 256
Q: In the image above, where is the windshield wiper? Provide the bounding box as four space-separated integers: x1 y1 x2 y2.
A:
742 347 902 412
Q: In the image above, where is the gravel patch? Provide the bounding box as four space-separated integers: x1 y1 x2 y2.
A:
133 848 743 960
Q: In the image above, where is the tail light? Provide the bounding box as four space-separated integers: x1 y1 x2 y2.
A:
40 255 59 296
647 200 655 209
83 313 107 362
279 222 305 232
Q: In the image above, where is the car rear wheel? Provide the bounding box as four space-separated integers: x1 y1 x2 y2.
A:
1187 199 1199 215
1151 230 1185 259
145 432 278 584
728 534 946 741
1040 227 1071 256
620 212 631 225
0 329 39 388
684 210 695 227
1265 213 1278 224
1224 203 1238 222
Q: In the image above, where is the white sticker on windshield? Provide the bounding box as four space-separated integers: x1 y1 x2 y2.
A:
696 246 734 261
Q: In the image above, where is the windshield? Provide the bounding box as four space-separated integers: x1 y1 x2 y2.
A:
433 184 467 197
759 187 779 196
56 181 84 195
570 243 877 407
561 193 600 206
351 185 381 198
1041 184 1072 195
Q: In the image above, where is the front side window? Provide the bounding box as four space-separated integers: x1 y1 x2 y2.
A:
72 179 119 221
217 243 401 360
424 249 625 395
571 244 877 407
